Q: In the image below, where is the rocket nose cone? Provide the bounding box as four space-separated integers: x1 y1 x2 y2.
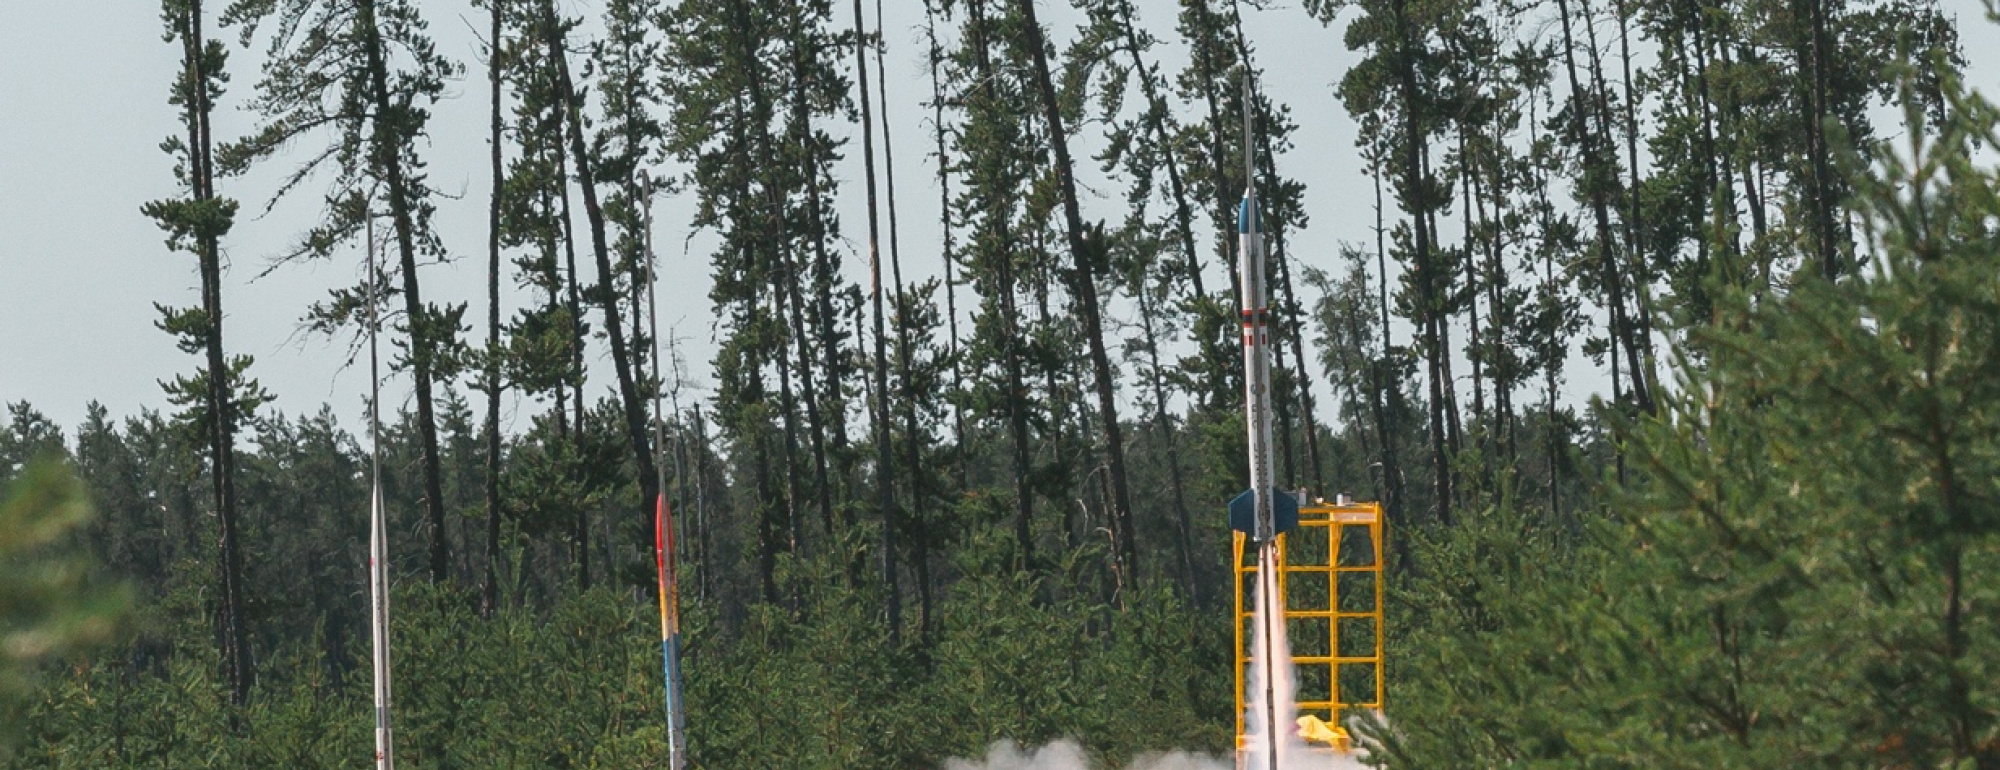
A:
1232 195 1264 231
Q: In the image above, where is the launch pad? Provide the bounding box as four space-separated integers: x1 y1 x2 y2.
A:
1233 499 1384 766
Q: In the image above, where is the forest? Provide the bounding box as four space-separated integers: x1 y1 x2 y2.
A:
2 0 1997 766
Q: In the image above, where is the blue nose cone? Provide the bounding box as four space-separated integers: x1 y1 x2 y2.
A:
1237 197 1258 233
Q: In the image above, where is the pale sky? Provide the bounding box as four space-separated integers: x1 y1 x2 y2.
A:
3 0 1996 443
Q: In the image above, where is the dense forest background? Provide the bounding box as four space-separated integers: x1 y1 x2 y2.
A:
2 0 1997 767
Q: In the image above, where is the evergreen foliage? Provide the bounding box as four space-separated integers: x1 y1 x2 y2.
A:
1373 69 2000 769
7 0 1995 766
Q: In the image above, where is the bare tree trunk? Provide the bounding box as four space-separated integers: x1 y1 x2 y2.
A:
1273 231 1325 491
922 0 969 490
1459 131 1486 453
180 0 252 702
551 94 586 438
1388 0 1451 525
1614 0 1660 399
483 0 505 617
358 0 450 582
541 1 660 566
850 0 901 642
1369 149 1406 524
1014 0 1138 579
873 0 930 638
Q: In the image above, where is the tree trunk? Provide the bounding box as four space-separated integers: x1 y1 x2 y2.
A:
782 17 837 552
874 0 930 639
1370 148 1406 524
1554 0 1627 484
1273 231 1324 491
542 2 660 566
359 0 450 582
1580 0 1651 412
1118 0 1205 299
850 0 902 642
182 0 252 703
1388 0 1451 526
1014 0 1138 579
964 0 1036 574
1186 0 1241 309
1614 0 1660 400
922 0 969 488
802 130 852 545
483 0 505 617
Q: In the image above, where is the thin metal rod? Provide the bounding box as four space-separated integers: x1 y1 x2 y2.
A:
366 205 395 770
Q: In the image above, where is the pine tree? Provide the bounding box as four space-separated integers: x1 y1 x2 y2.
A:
1082 0 1204 598
228 0 465 584
1011 0 1138 579
144 0 257 702
591 0 669 572
1377 73 1999 767
532 0 659 570
479 0 506 618
950 0 1041 573
1323 0 1458 524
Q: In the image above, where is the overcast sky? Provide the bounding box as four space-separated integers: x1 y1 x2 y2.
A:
4 0 1997 444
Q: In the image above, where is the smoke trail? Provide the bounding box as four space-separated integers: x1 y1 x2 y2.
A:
942 739 1369 770
943 569 1372 770
1243 550 1302 770
942 740 1226 770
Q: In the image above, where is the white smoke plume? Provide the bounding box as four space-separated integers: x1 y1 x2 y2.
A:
944 546 1376 770
1242 555 1300 770
942 740 1228 770
941 739 1370 770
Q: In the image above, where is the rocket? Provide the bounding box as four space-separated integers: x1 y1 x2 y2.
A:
1228 71 1299 545
641 172 690 770
1227 73 1295 770
365 207 397 770
656 493 688 770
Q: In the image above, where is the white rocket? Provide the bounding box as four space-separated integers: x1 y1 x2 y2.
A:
1227 73 1296 770
1227 71 1298 545
365 210 396 770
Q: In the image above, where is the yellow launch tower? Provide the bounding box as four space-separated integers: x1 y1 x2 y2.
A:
1233 499 1385 765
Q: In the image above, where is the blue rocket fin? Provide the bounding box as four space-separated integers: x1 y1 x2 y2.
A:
1228 488 1299 535
1228 490 1255 533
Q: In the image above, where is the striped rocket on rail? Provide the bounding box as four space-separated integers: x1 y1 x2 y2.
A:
1228 74 1298 544
1227 72 1297 770
656 492 687 770
640 171 689 770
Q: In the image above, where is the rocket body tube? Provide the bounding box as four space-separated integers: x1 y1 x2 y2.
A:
1239 196 1277 544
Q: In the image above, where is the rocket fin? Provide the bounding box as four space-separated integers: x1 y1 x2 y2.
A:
1229 489 1256 534
1274 490 1299 535
1228 488 1301 535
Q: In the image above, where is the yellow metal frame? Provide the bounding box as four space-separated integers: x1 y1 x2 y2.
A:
1232 501 1385 755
